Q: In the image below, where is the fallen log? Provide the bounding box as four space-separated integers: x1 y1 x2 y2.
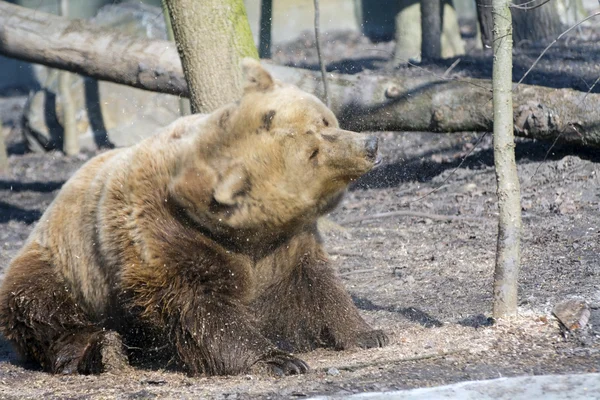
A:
1 1 599 147
0 1 186 96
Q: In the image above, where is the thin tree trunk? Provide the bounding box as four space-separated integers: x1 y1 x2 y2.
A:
492 0 522 318
313 0 330 107
421 0 442 61
476 0 493 49
394 0 465 64
259 0 273 59
164 0 258 113
1 1 600 147
58 0 79 156
58 71 79 155
0 120 8 172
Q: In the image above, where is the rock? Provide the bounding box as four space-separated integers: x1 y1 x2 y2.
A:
327 367 340 376
553 299 591 331
23 2 183 153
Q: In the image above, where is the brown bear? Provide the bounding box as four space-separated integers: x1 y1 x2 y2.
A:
0 59 387 376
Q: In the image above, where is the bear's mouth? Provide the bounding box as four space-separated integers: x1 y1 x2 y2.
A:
373 154 383 168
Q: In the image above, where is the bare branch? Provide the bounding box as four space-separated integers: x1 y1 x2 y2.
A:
442 58 461 79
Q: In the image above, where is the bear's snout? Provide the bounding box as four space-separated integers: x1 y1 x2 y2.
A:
364 136 379 161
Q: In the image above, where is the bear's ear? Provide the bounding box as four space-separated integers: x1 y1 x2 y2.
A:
241 57 274 93
213 164 250 206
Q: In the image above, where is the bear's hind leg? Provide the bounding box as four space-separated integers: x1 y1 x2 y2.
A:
0 244 127 374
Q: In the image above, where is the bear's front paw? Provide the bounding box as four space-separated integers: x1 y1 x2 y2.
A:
355 329 389 349
85 331 129 374
53 330 128 374
261 351 309 376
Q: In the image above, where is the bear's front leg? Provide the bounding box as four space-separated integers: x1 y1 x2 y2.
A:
167 296 309 376
253 251 388 353
120 240 308 376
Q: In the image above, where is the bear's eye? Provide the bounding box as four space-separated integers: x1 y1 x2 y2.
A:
309 149 319 161
322 118 330 127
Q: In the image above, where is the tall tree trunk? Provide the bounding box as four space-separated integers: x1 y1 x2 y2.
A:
164 0 258 113
58 0 79 156
492 0 522 318
476 0 493 49
512 0 563 45
259 0 273 59
394 0 464 64
420 0 442 61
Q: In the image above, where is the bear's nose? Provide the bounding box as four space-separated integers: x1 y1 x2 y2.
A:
365 136 379 160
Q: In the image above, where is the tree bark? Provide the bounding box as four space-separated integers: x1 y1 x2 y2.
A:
161 0 191 116
1 1 600 148
512 0 563 45
420 0 442 61
164 0 258 113
492 0 521 318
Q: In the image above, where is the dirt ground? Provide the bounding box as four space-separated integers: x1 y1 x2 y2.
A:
1 29 600 399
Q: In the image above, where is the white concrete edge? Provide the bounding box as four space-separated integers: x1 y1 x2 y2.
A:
309 373 600 400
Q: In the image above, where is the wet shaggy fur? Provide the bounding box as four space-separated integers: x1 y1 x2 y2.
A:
0 59 387 376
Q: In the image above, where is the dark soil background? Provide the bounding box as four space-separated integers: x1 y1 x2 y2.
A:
1 25 600 399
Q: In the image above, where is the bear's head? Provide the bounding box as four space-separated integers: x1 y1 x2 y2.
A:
170 59 380 245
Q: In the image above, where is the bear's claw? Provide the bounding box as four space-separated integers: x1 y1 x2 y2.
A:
262 351 310 376
355 329 389 349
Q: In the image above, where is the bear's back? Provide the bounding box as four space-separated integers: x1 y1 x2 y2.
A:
23 148 129 317
41 115 209 316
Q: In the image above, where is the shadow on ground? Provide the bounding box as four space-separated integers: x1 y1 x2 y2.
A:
0 180 64 192
0 201 42 224
353 295 443 328
353 139 600 190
